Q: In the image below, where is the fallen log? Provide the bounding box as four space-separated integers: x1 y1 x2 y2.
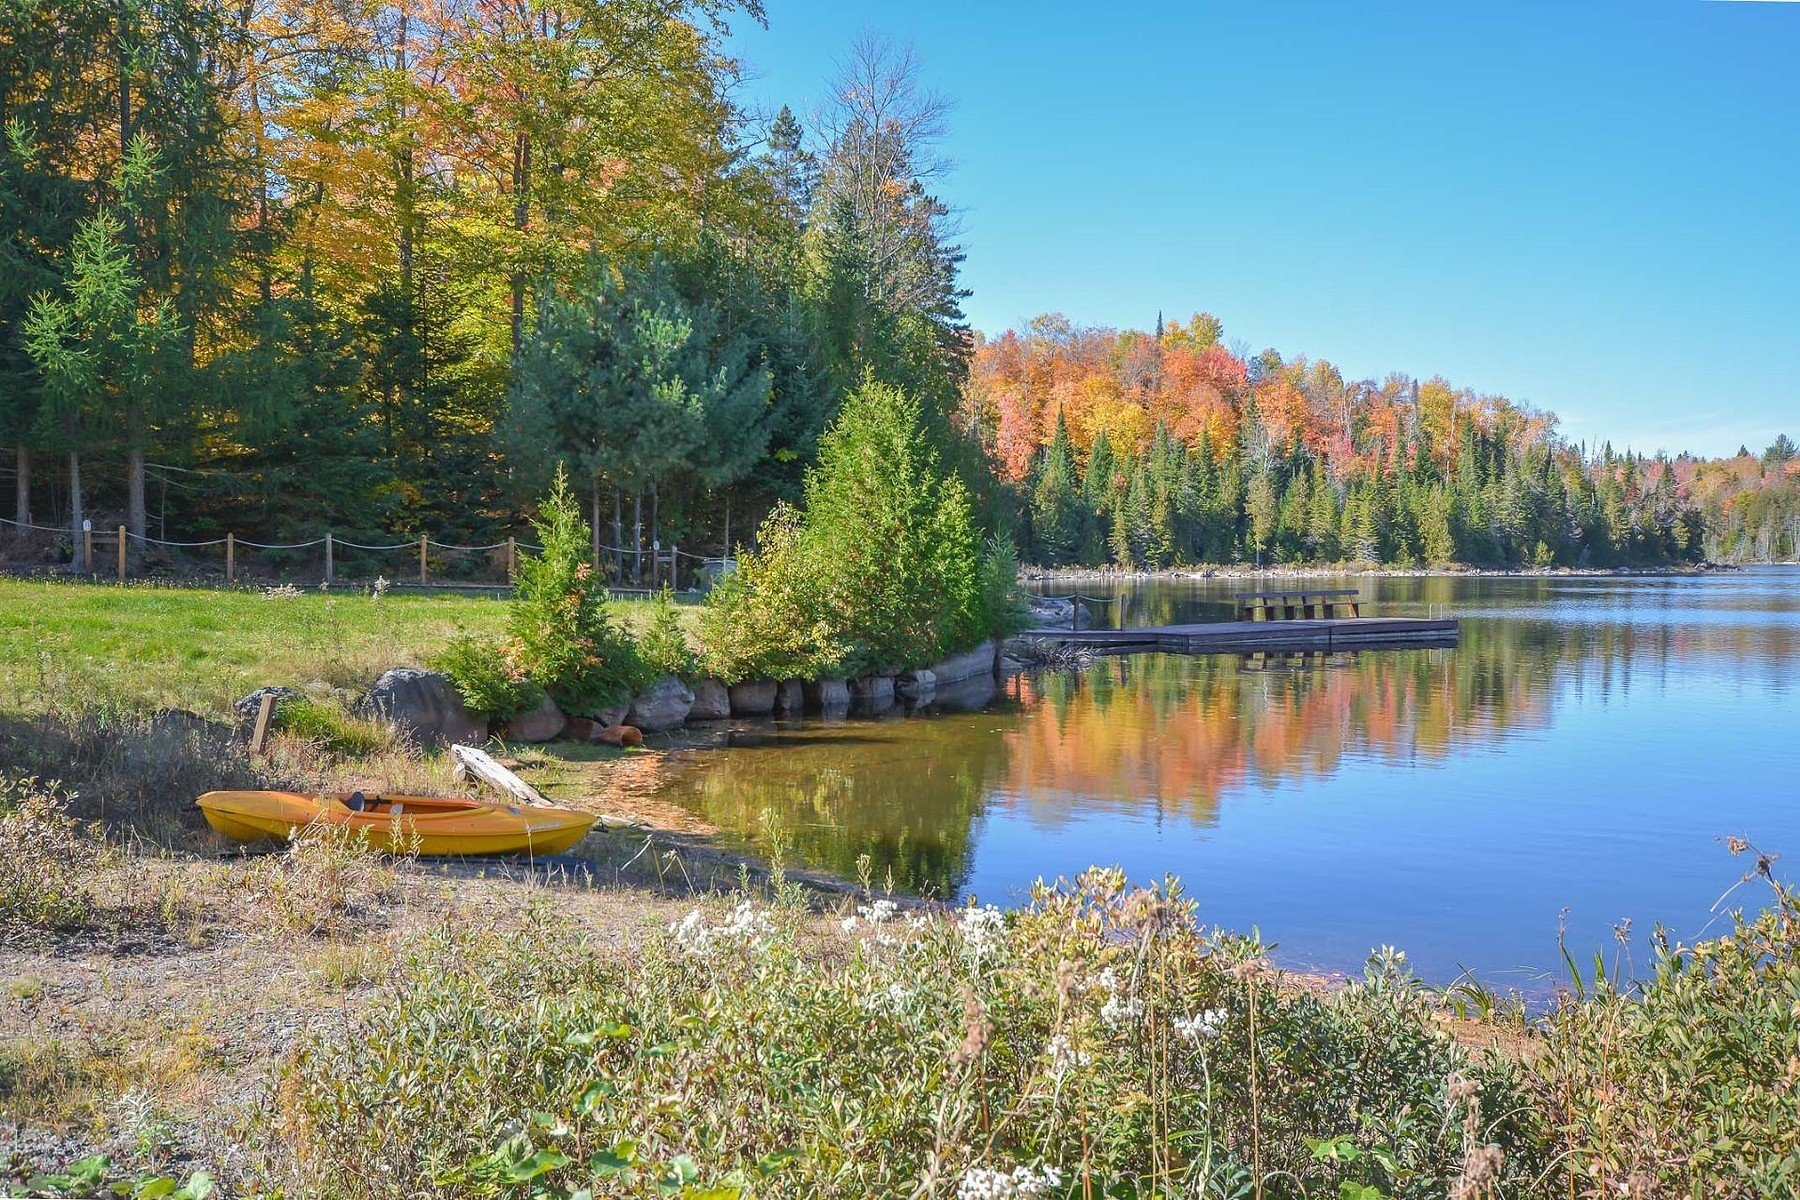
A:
449 743 550 807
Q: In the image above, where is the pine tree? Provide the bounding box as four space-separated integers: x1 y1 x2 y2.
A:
1030 410 1083 564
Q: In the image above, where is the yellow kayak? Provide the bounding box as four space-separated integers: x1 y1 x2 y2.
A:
197 790 597 857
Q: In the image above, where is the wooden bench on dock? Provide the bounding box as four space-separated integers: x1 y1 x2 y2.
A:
1235 587 1361 622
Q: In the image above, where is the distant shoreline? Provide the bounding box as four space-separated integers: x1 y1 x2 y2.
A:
1021 561 1766 584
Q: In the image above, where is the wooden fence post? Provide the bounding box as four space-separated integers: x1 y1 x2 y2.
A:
117 525 126 583
506 536 517 583
670 543 678 591
82 526 93 574
419 534 429 585
226 532 235 583
324 531 334 585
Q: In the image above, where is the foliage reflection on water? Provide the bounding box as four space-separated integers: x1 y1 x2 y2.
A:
657 570 1800 984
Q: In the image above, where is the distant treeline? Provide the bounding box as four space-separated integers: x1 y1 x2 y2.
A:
960 315 1796 568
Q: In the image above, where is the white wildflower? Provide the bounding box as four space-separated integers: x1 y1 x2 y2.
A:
261 583 302 600
1099 991 1143 1029
957 903 1007 956
669 901 774 957
861 898 900 924
1173 1007 1227 1044
1044 1034 1090 1077
957 1164 1064 1200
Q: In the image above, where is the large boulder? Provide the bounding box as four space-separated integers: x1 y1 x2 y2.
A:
803 679 851 713
1026 596 1091 629
363 668 487 747
233 686 301 732
896 668 937 699
849 675 895 703
627 675 694 733
688 679 731 721
728 679 778 716
775 679 806 716
502 693 567 743
932 673 999 713
590 703 630 728
929 639 999 685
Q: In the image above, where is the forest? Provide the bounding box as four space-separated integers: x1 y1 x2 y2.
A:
1 0 1794 574
963 316 1798 569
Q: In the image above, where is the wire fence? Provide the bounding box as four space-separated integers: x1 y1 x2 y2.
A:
0 515 734 595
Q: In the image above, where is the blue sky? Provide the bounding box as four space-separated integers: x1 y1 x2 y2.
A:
726 1 1797 458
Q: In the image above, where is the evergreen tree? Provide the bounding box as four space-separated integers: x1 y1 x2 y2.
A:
1030 410 1084 564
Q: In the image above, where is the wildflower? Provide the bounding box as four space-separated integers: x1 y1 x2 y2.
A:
1173 1007 1226 1043
1044 1034 1090 1077
1099 991 1143 1029
957 902 1006 956
371 575 391 599
842 898 901 931
261 583 302 600
669 901 773 956
956 1164 1064 1199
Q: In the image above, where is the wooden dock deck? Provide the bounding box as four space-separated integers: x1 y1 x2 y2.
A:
1021 616 1460 655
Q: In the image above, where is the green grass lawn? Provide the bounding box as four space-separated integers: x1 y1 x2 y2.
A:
0 578 678 717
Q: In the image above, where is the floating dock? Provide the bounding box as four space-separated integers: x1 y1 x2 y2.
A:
1021 616 1460 655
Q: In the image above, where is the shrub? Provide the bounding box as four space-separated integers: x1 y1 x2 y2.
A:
243 821 397 940
802 377 984 673
431 631 543 720
0 778 99 932
697 505 846 683
698 379 1015 681
636 589 698 682
1535 850 1800 1196
265 870 1547 1199
510 468 650 714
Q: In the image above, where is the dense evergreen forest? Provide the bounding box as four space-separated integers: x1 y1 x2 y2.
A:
1 0 1792 573
964 318 1799 569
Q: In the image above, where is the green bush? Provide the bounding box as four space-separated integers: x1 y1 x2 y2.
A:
265 870 1546 1199
510 468 650 714
697 505 847 683
698 379 1017 682
431 631 542 720
1536 853 1800 1196
636 589 698 682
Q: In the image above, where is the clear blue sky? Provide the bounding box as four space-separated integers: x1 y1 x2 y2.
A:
727 1 1797 458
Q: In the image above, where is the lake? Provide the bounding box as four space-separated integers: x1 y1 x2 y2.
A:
650 568 1800 990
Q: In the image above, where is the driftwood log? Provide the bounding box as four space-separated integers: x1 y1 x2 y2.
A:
449 743 550 807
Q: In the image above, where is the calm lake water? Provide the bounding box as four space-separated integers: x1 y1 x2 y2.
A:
653 568 1800 989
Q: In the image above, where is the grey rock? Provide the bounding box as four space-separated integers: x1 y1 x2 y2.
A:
688 679 731 721
233 686 301 731
929 639 999 684
502 692 567 743
803 678 851 712
1026 596 1091 629
728 678 778 716
627 675 695 733
775 679 806 715
849 674 895 703
364 667 488 747
591 703 630 728
896 668 937 699
932 674 999 713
